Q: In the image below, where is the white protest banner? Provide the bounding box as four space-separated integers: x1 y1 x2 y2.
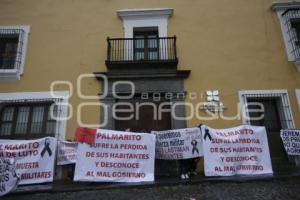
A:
202 125 273 176
0 158 19 197
152 127 203 160
74 129 156 182
280 129 300 155
0 137 57 185
57 141 78 165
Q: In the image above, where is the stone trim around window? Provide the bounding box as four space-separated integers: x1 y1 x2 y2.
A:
117 8 173 38
272 2 300 72
239 89 295 129
0 25 30 80
0 91 69 140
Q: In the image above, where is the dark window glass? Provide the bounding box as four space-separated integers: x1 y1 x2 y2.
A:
247 98 282 132
0 34 18 69
133 28 159 61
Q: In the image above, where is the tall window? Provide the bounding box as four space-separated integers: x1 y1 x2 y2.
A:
247 97 288 163
240 90 295 163
0 101 58 139
133 28 159 61
272 5 300 72
0 26 30 80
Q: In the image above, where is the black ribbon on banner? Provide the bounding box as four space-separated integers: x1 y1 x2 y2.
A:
198 124 212 141
204 128 212 141
191 139 199 154
41 138 52 157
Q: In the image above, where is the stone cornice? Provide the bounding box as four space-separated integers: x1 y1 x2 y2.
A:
94 70 190 80
117 8 173 18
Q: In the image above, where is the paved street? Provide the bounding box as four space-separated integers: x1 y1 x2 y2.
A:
3 177 300 200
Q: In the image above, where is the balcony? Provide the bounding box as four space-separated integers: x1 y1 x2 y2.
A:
105 36 178 70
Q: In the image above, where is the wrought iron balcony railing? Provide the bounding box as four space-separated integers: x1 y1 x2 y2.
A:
105 36 178 68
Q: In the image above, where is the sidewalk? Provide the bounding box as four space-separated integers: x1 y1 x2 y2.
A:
3 174 300 200
5 167 300 197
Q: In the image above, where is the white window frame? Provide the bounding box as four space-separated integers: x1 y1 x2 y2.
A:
272 2 300 72
275 10 295 62
117 8 173 60
0 91 69 140
239 89 295 129
0 25 30 80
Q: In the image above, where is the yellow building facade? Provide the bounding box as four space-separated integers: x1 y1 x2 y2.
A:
0 0 300 174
